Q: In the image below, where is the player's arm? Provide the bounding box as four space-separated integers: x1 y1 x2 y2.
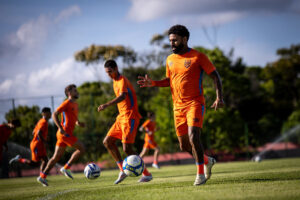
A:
98 92 127 112
37 130 46 144
52 110 66 135
137 74 170 87
76 120 85 127
139 125 144 132
209 70 225 110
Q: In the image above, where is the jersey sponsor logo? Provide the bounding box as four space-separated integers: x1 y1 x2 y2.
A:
168 61 173 67
184 59 191 68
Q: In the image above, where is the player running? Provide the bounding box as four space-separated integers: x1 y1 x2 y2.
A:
137 25 224 186
9 107 51 172
98 59 152 184
139 112 160 169
0 119 21 163
37 84 85 186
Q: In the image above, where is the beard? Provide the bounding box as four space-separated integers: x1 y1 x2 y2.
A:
172 43 184 54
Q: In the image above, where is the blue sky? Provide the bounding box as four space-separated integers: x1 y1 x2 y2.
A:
0 0 300 121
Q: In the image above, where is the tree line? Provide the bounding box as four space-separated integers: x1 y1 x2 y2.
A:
5 35 300 163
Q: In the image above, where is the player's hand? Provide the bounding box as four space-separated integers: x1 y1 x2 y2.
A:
59 128 67 135
147 131 153 136
76 121 85 127
98 104 108 112
137 74 153 87
211 98 225 111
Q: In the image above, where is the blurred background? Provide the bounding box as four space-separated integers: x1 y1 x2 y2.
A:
1 0 300 177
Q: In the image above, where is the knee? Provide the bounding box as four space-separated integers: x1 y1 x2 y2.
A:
103 138 110 149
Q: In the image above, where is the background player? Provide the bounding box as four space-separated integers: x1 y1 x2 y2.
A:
0 119 21 178
37 84 85 186
139 112 160 169
98 59 152 184
9 107 51 173
138 24 224 186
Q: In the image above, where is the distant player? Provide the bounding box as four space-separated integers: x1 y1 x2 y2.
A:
9 107 51 172
0 119 21 163
139 112 160 169
138 25 224 186
37 84 85 186
98 59 152 184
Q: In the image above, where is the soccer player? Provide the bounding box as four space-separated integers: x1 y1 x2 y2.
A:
139 112 160 169
37 84 85 186
137 25 224 186
0 119 21 163
9 107 51 172
98 59 152 184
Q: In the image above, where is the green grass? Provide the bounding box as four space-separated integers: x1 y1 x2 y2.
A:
1 158 300 200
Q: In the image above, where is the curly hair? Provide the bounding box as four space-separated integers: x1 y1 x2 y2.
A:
64 84 76 97
104 59 118 69
168 24 190 41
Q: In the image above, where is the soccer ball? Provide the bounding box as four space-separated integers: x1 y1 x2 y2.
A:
84 163 101 179
122 155 144 177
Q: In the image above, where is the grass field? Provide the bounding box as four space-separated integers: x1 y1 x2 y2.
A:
0 158 300 200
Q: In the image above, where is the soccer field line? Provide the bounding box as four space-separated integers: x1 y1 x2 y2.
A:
37 189 79 200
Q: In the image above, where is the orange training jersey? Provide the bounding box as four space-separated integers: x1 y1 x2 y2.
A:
142 119 156 141
0 124 12 146
32 118 48 143
56 99 78 135
113 75 141 119
166 48 216 107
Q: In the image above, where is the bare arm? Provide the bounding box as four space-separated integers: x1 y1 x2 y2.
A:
52 111 66 135
37 130 46 144
98 92 127 112
209 70 225 110
137 74 170 87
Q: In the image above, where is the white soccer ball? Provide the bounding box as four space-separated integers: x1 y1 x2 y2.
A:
84 163 101 179
122 155 144 177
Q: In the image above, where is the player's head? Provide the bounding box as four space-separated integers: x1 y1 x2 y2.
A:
41 107 51 120
104 59 119 80
8 118 21 129
147 112 155 120
168 25 190 54
65 84 79 99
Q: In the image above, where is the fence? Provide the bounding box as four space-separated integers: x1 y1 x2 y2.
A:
0 95 65 123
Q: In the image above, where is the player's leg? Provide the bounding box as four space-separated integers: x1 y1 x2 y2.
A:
60 139 85 179
103 135 123 169
152 146 160 169
40 156 48 172
139 147 149 158
37 145 66 186
104 121 127 184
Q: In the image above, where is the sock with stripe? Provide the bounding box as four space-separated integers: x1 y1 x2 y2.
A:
196 162 204 175
64 162 71 170
116 160 123 171
142 167 151 176
40 171 48 178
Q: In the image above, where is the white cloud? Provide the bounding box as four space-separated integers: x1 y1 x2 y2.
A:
0 57 106 98
1 5 81 59
128 0 298 24
55 5 81 23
